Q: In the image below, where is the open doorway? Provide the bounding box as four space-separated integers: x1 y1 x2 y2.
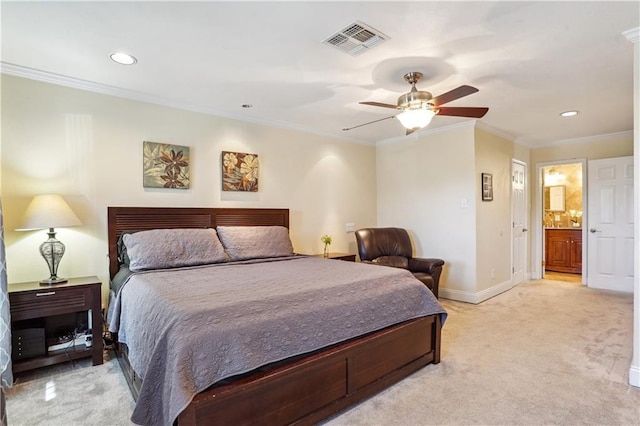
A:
541 162 585 284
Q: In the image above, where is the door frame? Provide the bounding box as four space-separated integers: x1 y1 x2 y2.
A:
511 159 527 285
533 158 587 283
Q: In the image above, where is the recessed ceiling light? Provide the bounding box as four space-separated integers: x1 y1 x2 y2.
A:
560 110 578 117
110 52 137 65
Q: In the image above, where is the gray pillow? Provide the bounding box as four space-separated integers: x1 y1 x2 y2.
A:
216 226 294 261
117 232 136 266
123 228 230 272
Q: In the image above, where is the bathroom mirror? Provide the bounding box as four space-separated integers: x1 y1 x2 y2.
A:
545 185 566 211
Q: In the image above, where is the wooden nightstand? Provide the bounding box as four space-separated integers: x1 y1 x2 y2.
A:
9 276 103 374
312 252 356 262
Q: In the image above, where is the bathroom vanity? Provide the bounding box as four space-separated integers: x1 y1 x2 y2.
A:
545 228 582 274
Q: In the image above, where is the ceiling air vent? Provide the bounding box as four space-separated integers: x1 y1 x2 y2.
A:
323 21 389 56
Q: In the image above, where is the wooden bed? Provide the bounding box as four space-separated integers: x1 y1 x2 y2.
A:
107 206 442 425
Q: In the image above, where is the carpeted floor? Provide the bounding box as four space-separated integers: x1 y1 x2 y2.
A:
5 351 134 425
6 279 640 425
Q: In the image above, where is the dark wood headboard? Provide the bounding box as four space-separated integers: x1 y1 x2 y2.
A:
107 207 290 279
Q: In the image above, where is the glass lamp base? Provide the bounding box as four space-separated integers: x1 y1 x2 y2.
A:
39 228 68 286
39 276 68 286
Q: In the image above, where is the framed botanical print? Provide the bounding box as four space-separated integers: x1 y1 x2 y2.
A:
143 141 190 189
221 151 259 192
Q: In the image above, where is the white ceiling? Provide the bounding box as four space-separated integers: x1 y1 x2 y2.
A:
1 1 638 147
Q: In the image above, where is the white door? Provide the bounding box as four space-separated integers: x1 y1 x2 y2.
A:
587 156 634 292
512 160 526 285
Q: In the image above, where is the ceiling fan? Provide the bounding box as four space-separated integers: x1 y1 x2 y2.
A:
344 72 489 135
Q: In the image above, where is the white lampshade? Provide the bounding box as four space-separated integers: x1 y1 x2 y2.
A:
396 108 436 130
17 195 82 231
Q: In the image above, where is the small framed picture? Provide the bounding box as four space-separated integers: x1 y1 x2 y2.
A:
482 173 493 201
143 141 190 189
221 151 259 192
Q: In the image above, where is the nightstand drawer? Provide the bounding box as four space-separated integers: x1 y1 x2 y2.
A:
10 287 89 321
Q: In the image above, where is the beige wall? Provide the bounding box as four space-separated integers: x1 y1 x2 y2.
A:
377 124 478 297
377 125 531 303
474 129 516 293
1 75 378 302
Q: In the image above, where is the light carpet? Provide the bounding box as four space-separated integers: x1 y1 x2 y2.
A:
6 351 134 425
6 280 640 425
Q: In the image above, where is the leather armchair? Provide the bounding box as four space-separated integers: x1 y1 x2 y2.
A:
355 227 445 298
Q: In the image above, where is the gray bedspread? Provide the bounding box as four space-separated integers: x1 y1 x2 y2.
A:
109 256 447 425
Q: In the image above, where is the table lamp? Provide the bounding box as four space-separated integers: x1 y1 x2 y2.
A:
16 194 82 285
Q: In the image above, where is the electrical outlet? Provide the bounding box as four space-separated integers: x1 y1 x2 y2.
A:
345 222 355 233
490 268 495 279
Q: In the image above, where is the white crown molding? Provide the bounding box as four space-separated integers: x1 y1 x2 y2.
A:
375 118 632 150
377 120 519 147
535 130 634 149
623 27 640 44
475 121 518 143
0 61 372 147
513 129 634 149
376 120 476 146
513 137 538 148
0 61 205 112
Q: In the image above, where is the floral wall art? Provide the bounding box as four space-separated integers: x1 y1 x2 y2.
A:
143 141 190 189
222 151 259 192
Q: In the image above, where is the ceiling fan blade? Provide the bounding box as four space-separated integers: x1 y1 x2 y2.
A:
359 101 398 109
437 106 489 118
432 85 479 107
342 115 396 131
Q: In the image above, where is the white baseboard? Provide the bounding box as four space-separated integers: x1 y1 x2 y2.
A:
438 287 478 303
475 279 515 303
630 365 640 388
440 279 514 304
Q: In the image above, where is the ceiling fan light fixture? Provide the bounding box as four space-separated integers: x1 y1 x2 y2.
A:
351 72 487 135
396 108 435 130
398 91 433 109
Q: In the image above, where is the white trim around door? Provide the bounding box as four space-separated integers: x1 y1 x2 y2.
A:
533 158 587 283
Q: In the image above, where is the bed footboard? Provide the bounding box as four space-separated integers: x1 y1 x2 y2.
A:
115 315 440 425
